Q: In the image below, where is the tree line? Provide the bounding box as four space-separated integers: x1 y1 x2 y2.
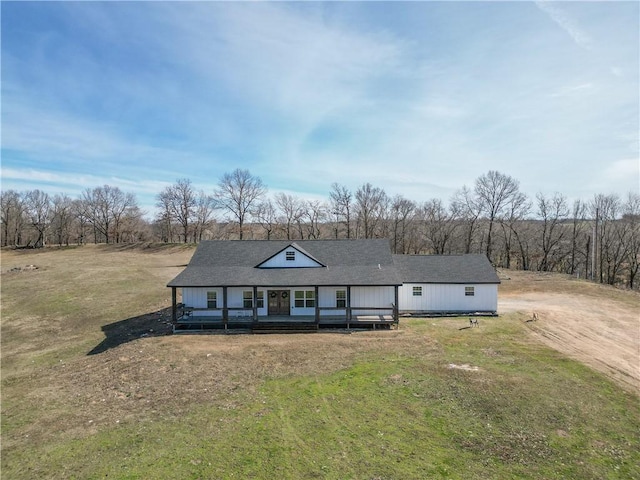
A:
2 169 638 289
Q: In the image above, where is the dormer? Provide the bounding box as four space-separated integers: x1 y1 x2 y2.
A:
256 243 326 269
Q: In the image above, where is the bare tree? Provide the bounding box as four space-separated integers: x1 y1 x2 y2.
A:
389 195 416 254
117 206 148 242
214 169 266 240
304 200 327 239
622 193 640 288
329 183 354 239
0 190 25 247
155 190 175 243
497 190 530 269
71 199 90 245
157 179 196 243
568 199 589 277
450 186 481 254
82 185 138 244
474 171 523 262
193 191 216 242
255 199 278 240
535 193 569 271
24 190 51 248
420 198 457 254
591 194 626 285
51 194 74 246
274 193 304 240
355 183 388 239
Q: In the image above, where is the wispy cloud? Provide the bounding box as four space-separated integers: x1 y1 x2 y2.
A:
0 167 173 195
1 1 638 209
549 83 595 98
535 1 593 49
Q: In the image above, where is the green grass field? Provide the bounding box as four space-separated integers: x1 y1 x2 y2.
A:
1 245 638 479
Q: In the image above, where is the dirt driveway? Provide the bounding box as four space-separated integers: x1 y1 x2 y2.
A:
499 284 639 394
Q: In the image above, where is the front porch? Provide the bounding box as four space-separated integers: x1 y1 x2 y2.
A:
170 285 399 333
173 311 397 333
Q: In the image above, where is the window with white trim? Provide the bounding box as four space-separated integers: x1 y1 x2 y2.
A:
412 286 423 296
465 286 475 297
243 290 253 308
294 290 315 308
286 251 295 261
256 291 264 309
207 291 217 308
336 290 346 308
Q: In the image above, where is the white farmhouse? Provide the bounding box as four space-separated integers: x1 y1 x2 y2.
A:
167 239 499 332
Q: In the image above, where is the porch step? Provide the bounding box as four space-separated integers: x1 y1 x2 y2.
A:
251 322 318 334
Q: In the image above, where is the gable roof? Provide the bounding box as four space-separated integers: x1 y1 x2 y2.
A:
167 239 402 287
255 242 326 268
392 254 500 284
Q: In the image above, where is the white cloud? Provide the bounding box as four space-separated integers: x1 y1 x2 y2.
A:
535 1 593 49
549 83 595 98
0 167 172 195
603 158 640 186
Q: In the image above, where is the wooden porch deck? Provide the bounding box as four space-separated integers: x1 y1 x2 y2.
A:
173 314 396 333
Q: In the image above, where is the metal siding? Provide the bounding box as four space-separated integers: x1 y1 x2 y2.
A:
183 287 223 317
228 287 268 316
318 286 347 317
398 283 497 312
351 286 395 315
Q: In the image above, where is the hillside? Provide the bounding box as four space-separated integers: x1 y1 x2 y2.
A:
1 245 638 479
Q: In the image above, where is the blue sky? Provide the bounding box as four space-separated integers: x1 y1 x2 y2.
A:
1 1 638 216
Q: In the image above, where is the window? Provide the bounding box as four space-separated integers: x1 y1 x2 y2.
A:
336 290 346 308
465 286 475 297
305 290 315 308
256 291 264 309
294 290 305 308
294 290 315 308
207 291 217 308
412 286 423 296
243 290 253 308
286 251 295 261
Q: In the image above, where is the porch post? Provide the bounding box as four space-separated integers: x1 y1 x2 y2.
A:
346 286 352 324
253 286 258 321
394 285 399 324
314 286 319 324
223 286 228 329
171 287 177 322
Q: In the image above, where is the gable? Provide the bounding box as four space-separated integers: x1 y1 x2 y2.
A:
256 243 325 269
167 239 403 287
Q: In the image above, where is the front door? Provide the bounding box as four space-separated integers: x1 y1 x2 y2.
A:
268 290 290 316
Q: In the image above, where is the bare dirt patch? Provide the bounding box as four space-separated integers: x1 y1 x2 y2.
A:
499 271 640 394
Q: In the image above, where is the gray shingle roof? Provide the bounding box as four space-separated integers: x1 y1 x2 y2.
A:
167 240 500 287
167 239 402 287
392 254 500 284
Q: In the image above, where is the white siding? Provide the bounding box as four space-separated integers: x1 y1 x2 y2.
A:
290 287 316 316
350 286 395 315
318 286 347 317
181 287 269 317
259 248 323 268
182 285 401 318
398 283 497 313
182 287 223 317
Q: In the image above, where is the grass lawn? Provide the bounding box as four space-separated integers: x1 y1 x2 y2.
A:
1 245 639 479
